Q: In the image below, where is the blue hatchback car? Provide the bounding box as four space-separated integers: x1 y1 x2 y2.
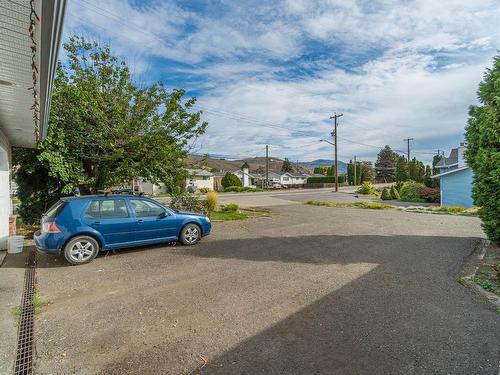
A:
34 195 211 265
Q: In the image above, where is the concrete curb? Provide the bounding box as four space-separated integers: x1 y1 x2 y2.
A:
460 239 500 309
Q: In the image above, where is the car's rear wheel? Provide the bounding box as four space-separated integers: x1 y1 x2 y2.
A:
63 236 99 265
179 223 201 245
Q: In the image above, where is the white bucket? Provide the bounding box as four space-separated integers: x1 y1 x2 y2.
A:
7 236 24 254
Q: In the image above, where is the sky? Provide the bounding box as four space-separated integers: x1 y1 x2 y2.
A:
63 0 500 164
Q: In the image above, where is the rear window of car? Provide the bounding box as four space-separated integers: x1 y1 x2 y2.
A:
84 199 129 219
44 200 66 218
129 199 165 217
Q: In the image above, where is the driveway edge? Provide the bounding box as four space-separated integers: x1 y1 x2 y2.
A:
459 239 500 309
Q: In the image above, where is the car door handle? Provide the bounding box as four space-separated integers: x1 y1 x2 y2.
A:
137 219 144 224
92 221 100 226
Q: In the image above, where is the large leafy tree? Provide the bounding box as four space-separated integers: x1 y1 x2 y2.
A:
465 55 500 243
375 145 397 181
13 36 207 223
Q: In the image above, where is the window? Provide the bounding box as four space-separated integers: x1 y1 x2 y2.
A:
129 199 165 217
84 200 129 219
282 177 289 181
44 200 66 218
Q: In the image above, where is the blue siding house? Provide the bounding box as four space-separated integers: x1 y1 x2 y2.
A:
432 143 474 208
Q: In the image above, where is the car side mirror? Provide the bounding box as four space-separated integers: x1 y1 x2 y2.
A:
158 211 169 219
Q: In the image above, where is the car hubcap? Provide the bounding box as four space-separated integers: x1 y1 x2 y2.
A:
184 227 199 244
69 241 94 262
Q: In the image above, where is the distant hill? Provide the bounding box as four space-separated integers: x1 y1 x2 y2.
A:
298 159 348 174
187 155 310 174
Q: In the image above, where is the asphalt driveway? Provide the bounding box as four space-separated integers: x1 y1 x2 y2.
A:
25 204 499 374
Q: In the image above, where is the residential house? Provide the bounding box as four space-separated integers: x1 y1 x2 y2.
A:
0 1 67 249
432 143 474 208
280 172 309 186
186 169 214 191
140 180 168 195
234 165 262 187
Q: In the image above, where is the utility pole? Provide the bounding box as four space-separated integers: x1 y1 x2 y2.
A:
403 137 414 161
353 155 357 186
330 112 343 192
265 145 269 189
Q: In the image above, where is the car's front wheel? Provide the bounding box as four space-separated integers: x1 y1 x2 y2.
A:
63 236 99 265
179 223 201 245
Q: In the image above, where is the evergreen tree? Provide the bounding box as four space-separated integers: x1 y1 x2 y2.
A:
375 145 397 181
281 158 293 172
395 156 409 182
465 55 500 243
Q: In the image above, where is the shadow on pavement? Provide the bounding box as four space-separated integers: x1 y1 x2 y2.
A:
96 234 497 375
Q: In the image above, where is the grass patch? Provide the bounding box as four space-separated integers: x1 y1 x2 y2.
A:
12 292 45 324
209 208 270 221
306 200 395 210
404 206 479 217
472 244 500 297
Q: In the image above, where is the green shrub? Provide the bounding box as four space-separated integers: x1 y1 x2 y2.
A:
170 193 207 214
307 175 346 184
380 188 392 200
357 181 377 195
223 203 239 212
224 186 263 192
440 206 465 213
399 181 426 202
390 186 400 200
221 172 242 188
198 187 210 193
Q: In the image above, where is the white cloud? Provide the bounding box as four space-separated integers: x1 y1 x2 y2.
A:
63 0 500 163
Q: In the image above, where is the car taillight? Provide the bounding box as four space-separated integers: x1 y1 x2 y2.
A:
42 221 61 233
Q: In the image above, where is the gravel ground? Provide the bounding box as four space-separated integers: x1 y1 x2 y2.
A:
32 204 499 374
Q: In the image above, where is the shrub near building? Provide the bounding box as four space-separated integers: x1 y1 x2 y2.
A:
221 172 242 189
399 181 426 202
307 175 346 184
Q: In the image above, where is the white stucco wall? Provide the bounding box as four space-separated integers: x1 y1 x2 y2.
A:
141 181 168 195
0 129 12 250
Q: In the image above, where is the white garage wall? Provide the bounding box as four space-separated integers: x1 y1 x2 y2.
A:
0 129 12 250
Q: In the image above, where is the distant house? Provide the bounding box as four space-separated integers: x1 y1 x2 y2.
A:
432 143 474 208
280 172 309 186
186 169 214 191
140 180 167 195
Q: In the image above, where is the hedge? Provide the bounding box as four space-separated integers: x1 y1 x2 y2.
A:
307 175 346 184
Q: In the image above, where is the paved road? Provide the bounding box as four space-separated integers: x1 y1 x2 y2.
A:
24 204 499 374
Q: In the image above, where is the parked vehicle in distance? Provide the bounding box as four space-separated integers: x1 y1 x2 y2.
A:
34 195 211 265
272 183 282 189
